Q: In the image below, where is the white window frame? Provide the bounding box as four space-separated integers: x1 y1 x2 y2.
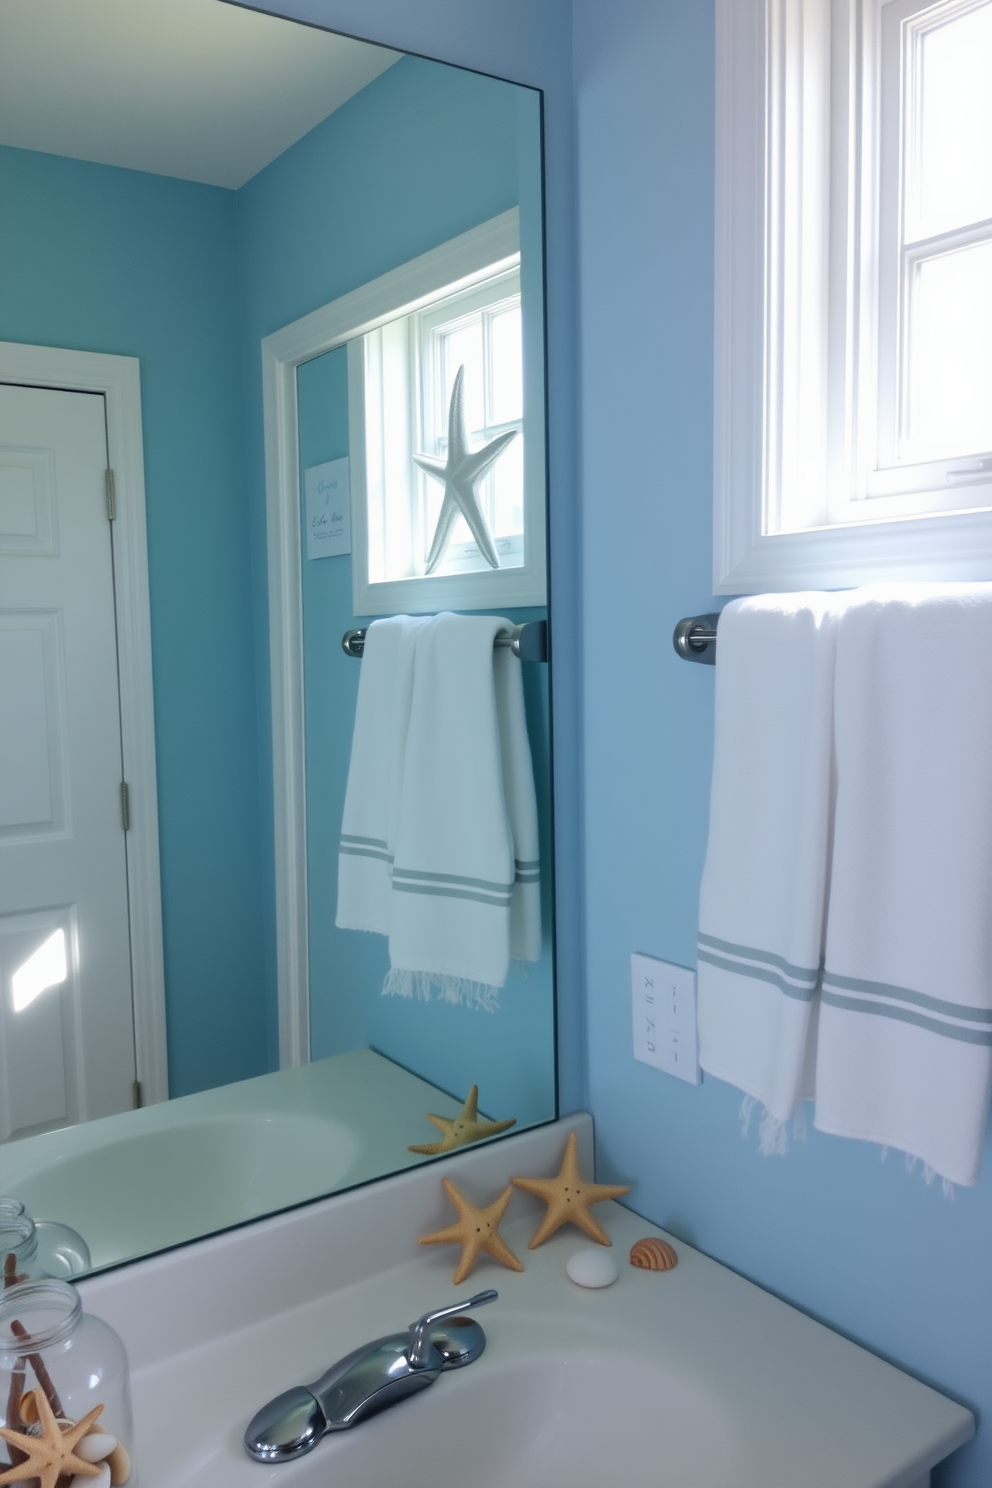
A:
714 0 992 594
349 210 546 615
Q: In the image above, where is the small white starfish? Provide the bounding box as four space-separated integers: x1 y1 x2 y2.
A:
414 365 517 574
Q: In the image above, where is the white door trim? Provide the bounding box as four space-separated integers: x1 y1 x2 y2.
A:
0 341 168 1105
262 213 525 1069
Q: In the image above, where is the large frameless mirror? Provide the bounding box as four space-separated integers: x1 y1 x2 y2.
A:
0 0 554 1277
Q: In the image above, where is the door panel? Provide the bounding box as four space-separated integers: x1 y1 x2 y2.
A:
0 384 135 1140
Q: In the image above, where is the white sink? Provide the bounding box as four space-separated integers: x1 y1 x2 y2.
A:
78 1116 974 1488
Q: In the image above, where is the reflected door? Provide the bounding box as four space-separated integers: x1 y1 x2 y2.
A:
0 384 135 1141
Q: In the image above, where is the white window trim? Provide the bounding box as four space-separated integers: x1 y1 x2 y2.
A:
714 0 992 594
0 340 168 1105
261 207 547 1067
349 211 546 615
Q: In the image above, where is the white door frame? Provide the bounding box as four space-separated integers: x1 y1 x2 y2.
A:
0 341 168 1105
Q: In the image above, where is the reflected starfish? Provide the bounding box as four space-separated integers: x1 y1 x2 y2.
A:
512 1131 630 1249
414 365 517 573
408 1085 516 1155
0 1388 103 1488
419 1178 524 1286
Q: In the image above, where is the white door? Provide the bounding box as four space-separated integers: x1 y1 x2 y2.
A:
0 383 136 1141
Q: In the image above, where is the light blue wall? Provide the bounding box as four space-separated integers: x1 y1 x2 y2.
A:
573 2 987 1484
0 145 272 1098
241 55 554 1126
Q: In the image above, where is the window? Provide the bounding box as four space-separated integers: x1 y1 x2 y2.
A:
348 211 546 615
714 0 992 592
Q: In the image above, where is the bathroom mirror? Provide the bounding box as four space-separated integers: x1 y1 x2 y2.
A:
0 0 554 1275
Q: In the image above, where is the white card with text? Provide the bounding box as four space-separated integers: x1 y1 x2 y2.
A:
304 457 351 559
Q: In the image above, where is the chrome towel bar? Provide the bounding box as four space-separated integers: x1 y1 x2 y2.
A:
672 613 720 665
342 619 547 662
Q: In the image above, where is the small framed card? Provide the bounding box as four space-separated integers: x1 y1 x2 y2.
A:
304 457 351 559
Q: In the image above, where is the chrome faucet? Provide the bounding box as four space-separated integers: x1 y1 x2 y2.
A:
244 1290 497 1463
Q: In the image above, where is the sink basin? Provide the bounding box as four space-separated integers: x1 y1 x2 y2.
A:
240 1343 738 1488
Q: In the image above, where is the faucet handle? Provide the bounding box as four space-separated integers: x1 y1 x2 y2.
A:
407 1289 497 1368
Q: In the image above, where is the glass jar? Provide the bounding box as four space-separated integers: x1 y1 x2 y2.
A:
0 1213 91 1282
0 1280 135 1484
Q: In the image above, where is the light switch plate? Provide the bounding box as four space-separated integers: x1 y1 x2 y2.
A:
631 952 701 1085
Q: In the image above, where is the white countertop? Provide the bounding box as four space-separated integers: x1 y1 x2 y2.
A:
78 1115 973 1488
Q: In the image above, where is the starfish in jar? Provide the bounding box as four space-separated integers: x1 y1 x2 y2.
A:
0 1388 103 1488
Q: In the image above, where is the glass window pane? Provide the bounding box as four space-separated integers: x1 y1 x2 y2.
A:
906 238 992 458
489 306 523 424
914 3 992 240
439 321 484 435
491 436 524 537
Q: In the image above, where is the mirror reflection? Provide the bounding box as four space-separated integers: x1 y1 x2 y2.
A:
0 0 554 1275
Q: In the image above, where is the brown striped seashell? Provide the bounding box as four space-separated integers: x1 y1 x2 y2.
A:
630 1237 678 1271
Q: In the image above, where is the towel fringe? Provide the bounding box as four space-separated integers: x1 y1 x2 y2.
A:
383 968 501 1012
739 1095 807 1156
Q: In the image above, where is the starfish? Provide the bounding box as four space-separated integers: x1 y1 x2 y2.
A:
0 1388 103 1488
408 1085 516 1155
512 1131 631 1249
419 1179 524 1286
414 364 517 573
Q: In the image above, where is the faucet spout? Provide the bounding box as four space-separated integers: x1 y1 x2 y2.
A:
244 1290 498 1463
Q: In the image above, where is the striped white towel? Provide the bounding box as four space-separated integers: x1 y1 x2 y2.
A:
386 612 541 1007
815 584 992 1187
336 617 428 934
697 593 845 1144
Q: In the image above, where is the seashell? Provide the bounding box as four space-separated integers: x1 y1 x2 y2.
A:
72 1465 110 1488
630 1236 678 1271
76 1431 118 1462
107 1439 133 1485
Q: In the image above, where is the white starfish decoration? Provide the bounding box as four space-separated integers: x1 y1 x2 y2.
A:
414 365 517 574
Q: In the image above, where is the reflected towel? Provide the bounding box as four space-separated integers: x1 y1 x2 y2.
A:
336 617 428 934
815 584 992 1187
386 612 541 1007
697 593 844 1141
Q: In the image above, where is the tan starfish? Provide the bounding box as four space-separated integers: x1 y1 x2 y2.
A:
512 1131 631 1248
0 1388 103 1487
419 1179 525 1285
408 1086 516 1155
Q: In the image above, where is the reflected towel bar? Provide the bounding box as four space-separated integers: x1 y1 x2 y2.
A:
342 619 548 662
672 613 721 665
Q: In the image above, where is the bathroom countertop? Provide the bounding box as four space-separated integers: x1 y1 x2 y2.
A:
77 1115 973 1488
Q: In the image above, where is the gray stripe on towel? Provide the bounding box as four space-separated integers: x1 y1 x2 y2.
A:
392 881 511 907
822 970 992 1024
697 947 819 1003
340 843 394 863
821 990 992 1046
698 932 820 985
392 867 513 894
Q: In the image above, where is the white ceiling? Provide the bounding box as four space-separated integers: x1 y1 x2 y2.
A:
0 0 402 189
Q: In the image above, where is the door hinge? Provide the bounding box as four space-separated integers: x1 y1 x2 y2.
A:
106 469 116 521
132 1080 143 1110
120 781 130 831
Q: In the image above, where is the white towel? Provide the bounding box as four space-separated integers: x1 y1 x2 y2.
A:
814 584 992 1187
336 616 428 934
697 593 844 1142
386 612 541 1007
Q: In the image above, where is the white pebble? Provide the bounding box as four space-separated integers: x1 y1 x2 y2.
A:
75 1434 118 1463
72 1465 110 1488
565 1247 619 1289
